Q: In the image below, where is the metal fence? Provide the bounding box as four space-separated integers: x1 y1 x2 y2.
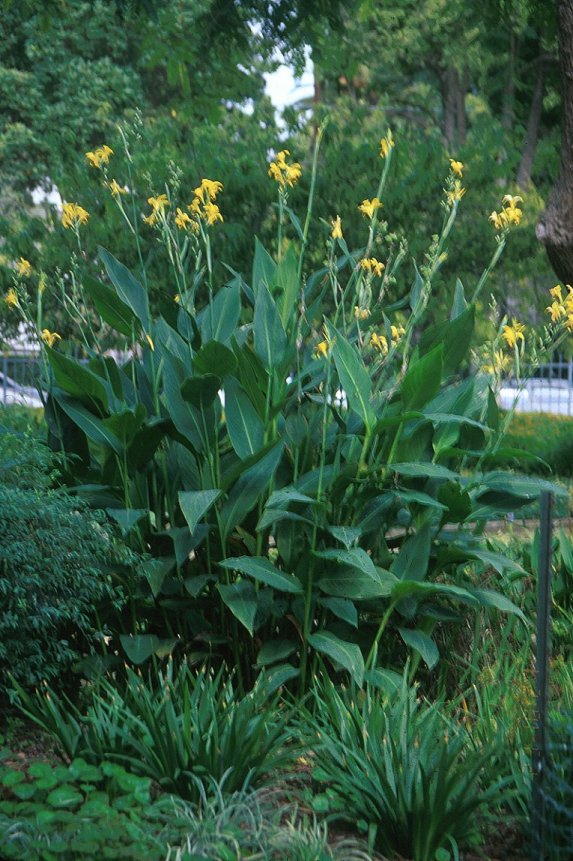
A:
498 357 573 416
0 353 43 407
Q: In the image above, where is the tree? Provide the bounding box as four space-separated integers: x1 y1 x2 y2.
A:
536 0 573 285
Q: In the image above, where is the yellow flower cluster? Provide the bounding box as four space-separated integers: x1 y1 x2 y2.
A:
502 319 526 349
482 349 512 375
330 215 343 240
360 257 385 277
546 284 573 331
41 329 61 348
108 179 127 198
143 193 169 226
85 145 113 168
354 306 370 320
358 197 382 220
379 129 395 159
186 179 224 227
449 158 463 177
5 288 18 308
489 195 523 230
16 257 32 277
268 150 302 189
447 181 466 205
370 324 405 355
61 202 89 229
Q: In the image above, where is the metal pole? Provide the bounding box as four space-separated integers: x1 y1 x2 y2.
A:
532 491 554 860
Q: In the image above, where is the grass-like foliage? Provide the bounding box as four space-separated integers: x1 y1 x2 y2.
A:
306 676 507 861
13 662 297 802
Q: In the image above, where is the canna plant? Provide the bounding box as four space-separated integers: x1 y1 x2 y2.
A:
7 124 565 692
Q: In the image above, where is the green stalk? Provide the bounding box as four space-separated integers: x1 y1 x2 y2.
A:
297 123 324 281
365 600 397 671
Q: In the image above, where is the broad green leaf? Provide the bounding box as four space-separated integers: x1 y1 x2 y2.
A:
106 508 147 535
194 340 237 377
364 667 403 694
178 489 222 534
254 283 287 369
256 639 297 666
317 565 395 600
99 247 150 330
252 237 277 297
327 323 374 429
391 524 432 581
390 462 458 479
395 490 447 511
180 374 221 408
258 663 299 695
476 471 568 499
139 557 175 597
398 628 439 669
317 596 358 627
217 581 258 634
224 377 264 459
84 275 138 336
266 488 317 508
257 508 314 531
46 348 110 408
275 244 299 327
46 785 83 809
220 556 303 593
327 526 362 548
420 305 475 375
162 356 204 450
309 631 364 686
56 395 121 453
314 547 378 578
198 279 241 343
471 588 526 622
120 634 160 664
219 443 283 541
391 580 478 605
450 278 468 319
402 344 443 410
184 574 212 597
438 481 472 522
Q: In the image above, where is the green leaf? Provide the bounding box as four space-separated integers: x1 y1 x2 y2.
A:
258 663 299 695
390 462 459 479
317 566 395 600
99 247 150 330
318 596 358 627
46 785 83 809
314 547 378 578
391 580 478 606
224 377 264 459
275 244 299 327
420 305 475 375
309 631 364 686
395 490 447 511
120 634 160 664
217 581 258 634
194 340 237 377
438 481 472 522
219 443 283 541
252 237 277 297
198 279 241 343
254 283 287 369
139 557 175 597
106 508 147 535
398 628 439 669
450 278 467 319
266 488 317 508
364 667 403 694
46 348 110 408
327 526 362 548
180 374 221 408
476 471 568 499
220 556 303 593
256 640 297 666
402 344 444 410
178 489 222 534
472 588 526 622
327 323 374 429
83 274 138 337
391 524 432 581
56 395 121 453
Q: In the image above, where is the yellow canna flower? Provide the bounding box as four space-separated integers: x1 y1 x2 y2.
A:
447 182 466 204
41 329 62 348
143 212 157 226
391 324 405 341
316 340 329 358
5 288 18 308
16 257 32 277
449 158 463 177
175 207 193 230
188 197 202 215
203 202 223 226
330 215 343 240
370 332 388 354
148 194 169 212
379 130 395 159
145 333 154 351
268 150 302 189
546 301 565 323
108 179 127 197
360 257 385 277
85 145 113 168
502 319 526 349
550 285 563 303
502 194 523 210
354 306 370 320
482 349 512 375
358 197 382 219
488 210 507 231
200 179 223 200
61 202 89 229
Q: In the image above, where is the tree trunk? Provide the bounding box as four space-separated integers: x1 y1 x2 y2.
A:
537 1 573 283
516 52 545 188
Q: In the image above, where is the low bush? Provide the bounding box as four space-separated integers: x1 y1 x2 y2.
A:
501 411 573 476
0 404 44 436
305 676 506 861
0 432 130 695
14 663 297 802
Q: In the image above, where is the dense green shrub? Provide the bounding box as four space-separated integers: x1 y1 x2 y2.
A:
0 432 129 694
0 404 44 436
501 411 573 476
